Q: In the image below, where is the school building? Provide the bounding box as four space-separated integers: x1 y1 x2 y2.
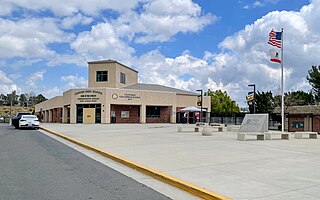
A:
274 105 320 132
35 60 211 124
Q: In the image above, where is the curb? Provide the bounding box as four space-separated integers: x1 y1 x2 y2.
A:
40 127 231 200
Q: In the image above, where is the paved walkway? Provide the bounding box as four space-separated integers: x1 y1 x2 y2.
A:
41 123 320 200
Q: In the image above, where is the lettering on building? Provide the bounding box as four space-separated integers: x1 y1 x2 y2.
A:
118 93 141 101
75 90 102 102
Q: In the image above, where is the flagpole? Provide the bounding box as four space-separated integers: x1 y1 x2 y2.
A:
281 28 284 132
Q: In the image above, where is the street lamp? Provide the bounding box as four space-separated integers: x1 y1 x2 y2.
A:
196 89 203 122
248 84 256 114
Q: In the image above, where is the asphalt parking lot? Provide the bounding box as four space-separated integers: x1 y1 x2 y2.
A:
41 123 320 200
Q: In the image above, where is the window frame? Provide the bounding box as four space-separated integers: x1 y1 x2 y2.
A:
96 71 108 82
146 106 160 118
120 72 126 84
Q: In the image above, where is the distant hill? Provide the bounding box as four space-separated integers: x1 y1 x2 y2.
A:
0 106 34 117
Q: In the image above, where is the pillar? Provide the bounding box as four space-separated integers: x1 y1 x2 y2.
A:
170 106 176 123
140 105 146 123
62 106 68 123
49 109 52 122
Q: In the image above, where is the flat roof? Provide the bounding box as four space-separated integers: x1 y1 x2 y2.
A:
87 59 138 73
274 104 320 114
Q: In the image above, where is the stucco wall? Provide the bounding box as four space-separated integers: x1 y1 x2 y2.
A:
35 87 210 124
88 62 138 88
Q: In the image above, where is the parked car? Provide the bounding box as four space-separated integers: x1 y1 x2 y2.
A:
0 116 4 123
11 112 32 129
19 115 40 129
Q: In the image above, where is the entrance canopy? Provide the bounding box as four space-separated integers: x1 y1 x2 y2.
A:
180 106 201 112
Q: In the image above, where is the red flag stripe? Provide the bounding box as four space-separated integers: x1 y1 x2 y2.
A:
268 29 282 48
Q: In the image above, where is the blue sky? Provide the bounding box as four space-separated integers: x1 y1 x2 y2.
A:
0 0 318 107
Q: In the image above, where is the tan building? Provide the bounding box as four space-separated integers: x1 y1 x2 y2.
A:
35 60 211 124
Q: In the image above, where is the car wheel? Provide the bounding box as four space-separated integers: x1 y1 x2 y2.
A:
15 125 19 129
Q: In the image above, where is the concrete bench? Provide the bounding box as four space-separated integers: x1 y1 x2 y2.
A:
265 132 290 140
227 125 241 132
195 122 207 127
294 132 318 139
209 123 225 132
237 132 265 141
178 126 201 132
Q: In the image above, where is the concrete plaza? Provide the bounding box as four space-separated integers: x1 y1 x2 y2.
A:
41 123 320 200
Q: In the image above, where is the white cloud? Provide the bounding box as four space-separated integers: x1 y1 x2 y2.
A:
0 0 140 16
61 74 87 89
26 70 45 87
0 18 74 58
71 22 135 61
61 13 93 29
41 86 63 99
243 0 280 9
0 70 17 94
244 1 265 9
123 0 216 43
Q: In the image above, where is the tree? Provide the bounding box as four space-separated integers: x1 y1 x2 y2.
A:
19 94 28 106
7 90 18 106
26 92 36 106
273 90 314 113
285 91 314 105
307 65 320 101
255 91 274 113
0 94 7 106
36 94 47 104
205 89 240 113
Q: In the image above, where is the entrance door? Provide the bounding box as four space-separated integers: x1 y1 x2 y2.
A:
83 108 95 124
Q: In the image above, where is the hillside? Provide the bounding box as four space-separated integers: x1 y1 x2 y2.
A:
0 106 34 117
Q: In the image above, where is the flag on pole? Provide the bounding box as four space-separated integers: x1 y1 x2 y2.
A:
268 29 282 48
270 49 281 63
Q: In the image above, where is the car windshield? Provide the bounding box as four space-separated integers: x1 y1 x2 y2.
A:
22 115 37 119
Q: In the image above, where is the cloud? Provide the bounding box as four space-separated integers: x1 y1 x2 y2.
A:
70 22 135 62
243 1 265 9
41 86 63 99
0 0 216 67
243 0 280 9
216 2 320 96
0 18 74 58
0 0 140 16
0 70 18 94
61 13 93 29
118 0 216 43
26 70 45 87
61 74 87 89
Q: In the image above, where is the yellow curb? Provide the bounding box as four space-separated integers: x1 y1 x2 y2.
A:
40 127 231 200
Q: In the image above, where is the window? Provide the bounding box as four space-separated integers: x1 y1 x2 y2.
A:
120 72 126 84
96 71 108 82
146 106 160 118
121 111 129 118
291 121 304 128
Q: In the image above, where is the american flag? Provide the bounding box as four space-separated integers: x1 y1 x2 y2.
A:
268 29 282 48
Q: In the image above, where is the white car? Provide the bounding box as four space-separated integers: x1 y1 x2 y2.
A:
19 115 40 129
